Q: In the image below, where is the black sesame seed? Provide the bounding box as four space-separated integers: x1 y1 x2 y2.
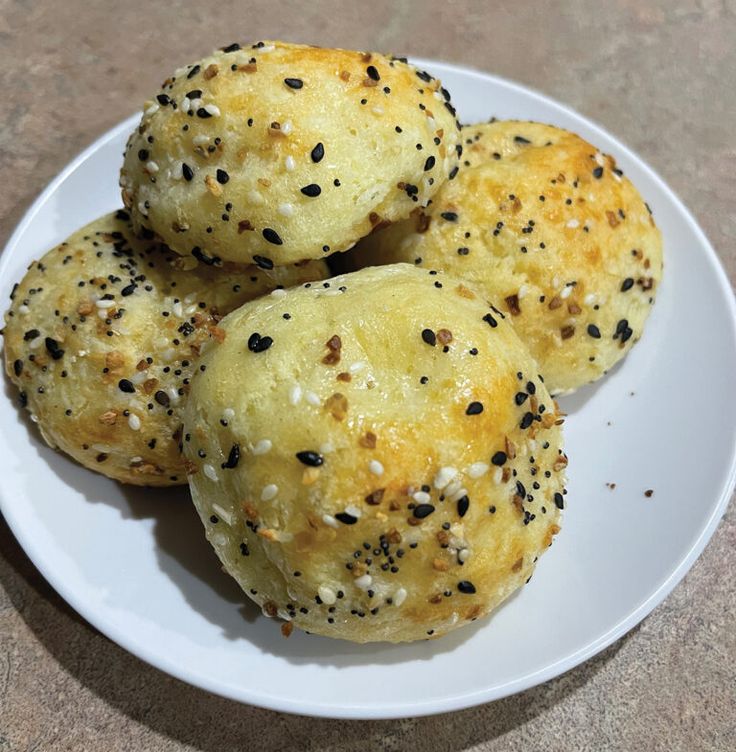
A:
520 412 534 429
296 450 323 467
154 390 170 407
121 283 137 297
515 392 528 406
300 183 322 197
216 169 229 184
491 451 507 466
593 166 604 179
366 65 380 81
137 149 149 162
156 94 170 106
118 379 135 393
587 324 602 339
186 65 201 79
196 107 211 119
262 228 283 245
421 328 436 346
44 337 64 360
514 135 532 144
247 332 273 353
182 163 194 181
310 142 324 163
457 581 476 594
413 504 435 519
440 211 458 222
252 254 274 270
621 278 635 292
335 512 358 525
13 359 22 377
221 43 240 53
423 156 436 171
191 247 220 266
457 496 470 518
23 329 40 341
284 77 303 89
466 401 483 415
222 444 240 469
554 492 565 510
482 313 498 328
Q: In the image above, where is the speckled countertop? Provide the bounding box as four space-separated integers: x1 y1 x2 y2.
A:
0 1 734 749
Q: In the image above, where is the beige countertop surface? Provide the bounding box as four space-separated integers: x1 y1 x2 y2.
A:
0 1 734 749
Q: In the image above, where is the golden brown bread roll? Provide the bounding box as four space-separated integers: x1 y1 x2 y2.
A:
120 41 462 267
183 264 567 642
2 211 327 486
354 121 664 394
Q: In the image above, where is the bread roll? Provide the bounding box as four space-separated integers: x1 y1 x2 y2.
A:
121 41 462 267
3 211 327 486
183 264 567 642
355 121 663 394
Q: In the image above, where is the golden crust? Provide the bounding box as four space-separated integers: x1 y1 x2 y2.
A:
355 121 664 394
183 264 566 642
2 211 327 486
120 41 462 267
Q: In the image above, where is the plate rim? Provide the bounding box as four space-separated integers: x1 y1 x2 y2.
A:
1 58 735 720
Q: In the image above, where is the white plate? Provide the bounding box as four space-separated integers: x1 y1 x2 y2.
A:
1 59 735 720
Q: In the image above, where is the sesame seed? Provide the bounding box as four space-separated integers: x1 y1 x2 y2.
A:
204 103 221 117
491 451 507 466
421 328 436 346
305 391 320 406
412 491 431 504
247 332 273 352
587 324 602 338
203 464 219 482
457 580 476 594
253 439 272 455
300 183 321 197
296 450 323 467
262 228 283 245
366 65 380 81
467 462 489 478
354 574 373 590
128 414 141 431
284 77 303 89
394 587 407 607
118 379 135 393
261 484 278 501
369 459 384 476
466 401 483 415
434 466 457 490
322 514 339 529
318 585 337 604
216 169 229 184
278 203 294 217
424 156 436 171
285 155 296 171
310 142 324 162
289 384 302 405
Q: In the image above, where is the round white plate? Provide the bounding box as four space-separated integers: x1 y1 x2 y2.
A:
1 59 735 720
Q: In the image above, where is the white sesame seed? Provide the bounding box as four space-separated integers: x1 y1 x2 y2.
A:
412 491 431 504
349 361 366 373
146 160 159 173
344 504 362 519
449 487 468 503
289 384 302 405
144 103 159 116
212 532 228 547
467 462 489 479
261 484 278 501
137 200 148 216
426 116 436 130
97 309 108 320
518 284 528 300
130 455 142 463
128 414 141 431
172 301 184 317
181 97 191 112
192 134 210 146
369 460 384 476
96 299 116 309
285 155 296 171
204 103 221 117
318 585 337 605
458 548 470 563
223 407 235 420
29 336 43 350
212 503 233 526
394 587 407 607
594 152 605 166
203 464 218 482
270 288 287 299
281 120 293 135
278 202 294 217
434 466 458 490
306 391 320 406
248 190 265 205
493 467 503 484
167 387 180 404
560 285 573 299
322 514 339 529
584 293 597 306
252 439 272 455
17 305 29 315
190 98 203 110
371 106 384 115
444 479 463 498
566 219 579 229
354 574 373 590
170 162 184 180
